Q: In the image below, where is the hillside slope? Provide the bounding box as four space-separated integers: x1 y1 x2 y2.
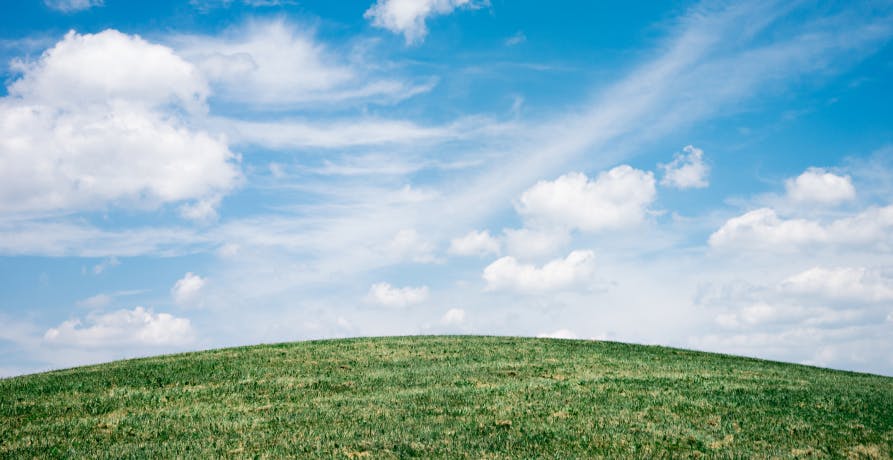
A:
2 336 892 458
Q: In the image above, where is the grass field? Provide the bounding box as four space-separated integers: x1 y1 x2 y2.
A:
1 336 892 458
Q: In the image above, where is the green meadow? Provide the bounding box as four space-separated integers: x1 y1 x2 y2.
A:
1 336 891 458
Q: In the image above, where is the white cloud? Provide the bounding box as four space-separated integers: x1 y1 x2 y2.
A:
175 19 430 107
659 145 709 189
179 195 223 222
781 267 893 303
785 168 855 205
92 256 120 274
483 250 595 293
44 0 102 12
364 0 484 44
172 272 206 306
43 307 194 347
449 230 500 256
367 282 429 308
0 30 240 217
386 228 437 263
218 117 449 149
10 30 208 112
440 308 465 325
537 329 578 339
505 31 526 46
516 166 656 232
709 205 893 251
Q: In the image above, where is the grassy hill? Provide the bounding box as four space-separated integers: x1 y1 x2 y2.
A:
1 336 892 458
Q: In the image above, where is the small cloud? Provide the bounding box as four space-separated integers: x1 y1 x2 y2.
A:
537 329 578 339
93 257 120 275
440 308 465 325
179 196 222 222
44 0 102 12
364 0 487 45
785 167 855 205
172 272 207 306
483 250 595 293
217 243 241 258
44 307 194 347
505 31 526 46
387 229 437 263
367 282 429 308
449 230 500 257
659 145 709 189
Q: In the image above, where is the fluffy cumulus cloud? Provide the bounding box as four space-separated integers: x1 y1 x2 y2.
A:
175 20 428 107
709 205 893 251
659 145 709 189
516 166 656 232
0 30 240 217
43 307 194 347
449 230 500 256
367 282 429 307
364 0 483 44
483 250 595 293
172 272 207 306
440 308 465 325
44 0 103 12
785 168 855 205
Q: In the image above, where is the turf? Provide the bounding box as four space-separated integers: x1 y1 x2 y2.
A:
1 336 892 458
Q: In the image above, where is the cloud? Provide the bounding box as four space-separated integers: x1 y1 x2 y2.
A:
659 145 709 189
781 267 893 303
696 264 893 373
708 205 893 251
44 0 102 12
537 329 578 339
172 272 207 306
217 117 450 149
440 308 465 325
516 166 656 232
174 19 431 107
785 167 855 205
0 30 240 217
0 221 205 257
367 282 429 307
9 31 208 112
43 307 194 347
364 0 485 44
505 31 526 46
386 229 438 263
92 256 120 274
483 250 595 293
449 230 500 256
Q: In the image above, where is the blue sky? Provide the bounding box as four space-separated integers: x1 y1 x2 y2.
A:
1 0 892 377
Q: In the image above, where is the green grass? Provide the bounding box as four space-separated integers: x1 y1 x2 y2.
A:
1 336 892 458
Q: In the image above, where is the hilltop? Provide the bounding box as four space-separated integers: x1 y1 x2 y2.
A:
2 336 891 458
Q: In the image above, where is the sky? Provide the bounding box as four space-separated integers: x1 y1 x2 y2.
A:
0 0 892 378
